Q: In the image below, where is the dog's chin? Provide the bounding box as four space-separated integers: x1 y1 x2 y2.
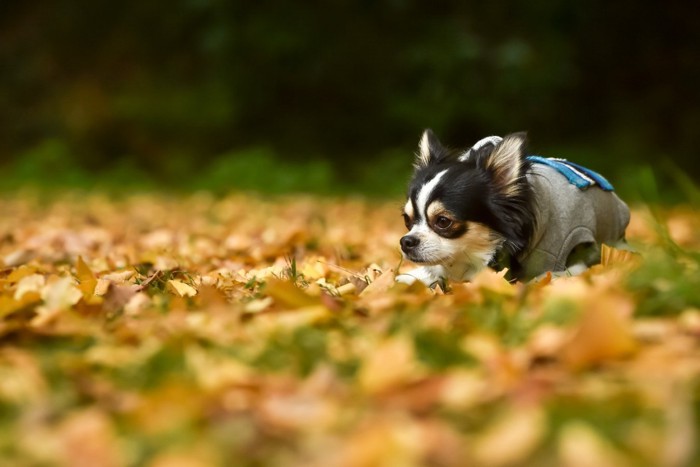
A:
402 252 447 266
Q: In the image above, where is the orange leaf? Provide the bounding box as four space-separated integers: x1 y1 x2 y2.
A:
562 300 637 370
600 244 640 267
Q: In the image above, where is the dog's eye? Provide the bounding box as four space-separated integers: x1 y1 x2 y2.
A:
402 213 411 229
434 216 453 229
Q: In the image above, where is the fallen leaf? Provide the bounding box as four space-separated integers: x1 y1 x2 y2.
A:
76 256 97 298
257 392 337 433
32 276 82 326
562 299 637 370
359 268 395 296
359 335 422 393
167 279 197 298
558 422 630 467
263 279 318 309
470 267 516 297
6 264 37 283
14 274 45 301
2 249 34 267
472 405 547 466
103 283 140 314
0 193 696 467
600 244 640 267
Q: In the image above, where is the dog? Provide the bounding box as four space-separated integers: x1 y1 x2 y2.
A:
396 130 630 287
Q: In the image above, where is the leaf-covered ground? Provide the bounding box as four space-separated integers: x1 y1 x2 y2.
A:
1 192 699 467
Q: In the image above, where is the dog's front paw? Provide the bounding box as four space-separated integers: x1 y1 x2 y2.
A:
395 273 419 285
396 266 446 289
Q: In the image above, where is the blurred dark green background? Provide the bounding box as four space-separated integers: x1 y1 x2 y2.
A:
1 1 698 199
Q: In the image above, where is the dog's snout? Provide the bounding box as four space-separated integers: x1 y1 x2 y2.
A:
400 235 420 252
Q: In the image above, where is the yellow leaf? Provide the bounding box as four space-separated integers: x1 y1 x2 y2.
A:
7 265 37 283
2 274 43 317
14 274 45 301
76 256 97 298
0 296 19 317
41 277 82 311
167 279 197 297
263 279 318 309
31 277 82 327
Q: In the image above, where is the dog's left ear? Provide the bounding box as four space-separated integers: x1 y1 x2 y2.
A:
482 132 527 192
415 129 450 169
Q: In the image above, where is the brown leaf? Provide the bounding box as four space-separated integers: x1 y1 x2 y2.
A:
358 268 395 296
102 283 139 314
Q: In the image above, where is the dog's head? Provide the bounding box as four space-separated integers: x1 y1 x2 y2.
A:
400 130 534 275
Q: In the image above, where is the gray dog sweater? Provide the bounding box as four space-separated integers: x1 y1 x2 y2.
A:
516 162 630 279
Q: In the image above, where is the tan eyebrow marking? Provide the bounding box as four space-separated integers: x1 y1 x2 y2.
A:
426 200 449 220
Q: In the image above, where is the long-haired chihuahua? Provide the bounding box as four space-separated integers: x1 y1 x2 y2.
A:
396 130 630 286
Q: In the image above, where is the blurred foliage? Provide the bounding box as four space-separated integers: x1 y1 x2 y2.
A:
1 1 699 197
0 194 699 465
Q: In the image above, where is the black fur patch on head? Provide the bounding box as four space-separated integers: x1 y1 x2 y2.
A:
414 160 501 230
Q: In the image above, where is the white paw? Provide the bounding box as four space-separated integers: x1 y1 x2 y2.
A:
395 273 419 285
396 266 446 288
565 263 588 276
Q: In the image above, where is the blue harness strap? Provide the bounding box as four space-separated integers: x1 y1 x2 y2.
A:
526 156 614 191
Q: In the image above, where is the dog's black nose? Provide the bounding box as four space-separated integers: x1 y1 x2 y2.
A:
400 235 419 252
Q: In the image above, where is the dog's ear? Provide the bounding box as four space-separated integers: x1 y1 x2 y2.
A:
415 129 450 169
459 136 503 163
481 132 527 193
